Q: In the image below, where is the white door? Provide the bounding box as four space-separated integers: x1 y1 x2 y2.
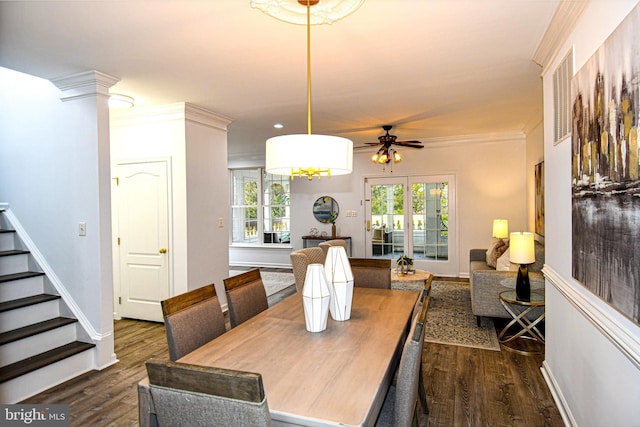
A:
365 175 458 276
115 159 171 322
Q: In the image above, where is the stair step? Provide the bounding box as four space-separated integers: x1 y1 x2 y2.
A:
0 316 76 345
0 229 15 233
0 249 29 257
0 294 60 313
0 271 45 284
0 341 95 383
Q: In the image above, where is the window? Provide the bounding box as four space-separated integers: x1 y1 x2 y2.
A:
231 169 290 245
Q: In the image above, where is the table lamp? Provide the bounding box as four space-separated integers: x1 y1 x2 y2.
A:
509 231 535 302
492 219 509 240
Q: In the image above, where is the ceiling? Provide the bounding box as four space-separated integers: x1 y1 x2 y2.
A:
0 0 560 160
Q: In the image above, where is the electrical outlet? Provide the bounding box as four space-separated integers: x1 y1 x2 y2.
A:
78 222 87 236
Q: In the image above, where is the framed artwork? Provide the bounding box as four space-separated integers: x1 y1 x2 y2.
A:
571 3 640 324
534 161 544 237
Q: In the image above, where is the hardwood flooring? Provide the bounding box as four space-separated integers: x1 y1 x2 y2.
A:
22 277 564 427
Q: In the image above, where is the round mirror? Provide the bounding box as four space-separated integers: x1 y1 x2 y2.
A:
313 196 339 223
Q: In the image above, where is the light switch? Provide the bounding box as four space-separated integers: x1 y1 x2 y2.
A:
78 222 87 236
218 218 224 228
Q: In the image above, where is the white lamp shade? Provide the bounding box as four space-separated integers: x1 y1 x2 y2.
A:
250 0 365 25
509 232 535 264
492 219 509 239
265 134 353 177
324 246 354 321
302 264 331 333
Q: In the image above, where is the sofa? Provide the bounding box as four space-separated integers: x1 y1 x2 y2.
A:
469 240 545 325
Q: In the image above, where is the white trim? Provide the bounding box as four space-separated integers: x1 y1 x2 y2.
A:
1 207 100 340
541 361 576 427
543 266 640 369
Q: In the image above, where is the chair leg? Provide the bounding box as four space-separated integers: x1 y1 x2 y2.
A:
418 369 429 415
476 315 481 327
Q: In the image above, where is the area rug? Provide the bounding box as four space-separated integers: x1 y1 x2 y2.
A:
424 280 501 351
228 270 295 297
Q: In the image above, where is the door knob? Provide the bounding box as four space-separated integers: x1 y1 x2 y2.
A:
366 220 371 232
159 248 167 254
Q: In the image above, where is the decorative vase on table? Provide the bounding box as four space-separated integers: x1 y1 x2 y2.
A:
331 223 336 238
302 264 331 333
324 246 354 321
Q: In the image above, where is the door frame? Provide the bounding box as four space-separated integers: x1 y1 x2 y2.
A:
111 157 173 321
363 174 459 277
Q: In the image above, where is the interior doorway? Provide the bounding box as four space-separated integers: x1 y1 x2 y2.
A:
364 174 457 276
112 158 172 322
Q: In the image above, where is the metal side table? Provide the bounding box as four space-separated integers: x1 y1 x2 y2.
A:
498 290 545 355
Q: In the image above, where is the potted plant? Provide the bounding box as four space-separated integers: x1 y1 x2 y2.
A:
396 255 413 276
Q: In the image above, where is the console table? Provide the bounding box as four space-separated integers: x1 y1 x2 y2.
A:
302 235 352 256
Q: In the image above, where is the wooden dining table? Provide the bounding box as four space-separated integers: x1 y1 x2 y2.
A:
139 287 419 427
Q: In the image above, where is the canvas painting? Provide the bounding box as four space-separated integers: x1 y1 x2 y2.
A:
571 3 640 324
535 161 545 237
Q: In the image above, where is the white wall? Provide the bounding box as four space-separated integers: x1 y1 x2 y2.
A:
111 104 231 303
541 2 640 425
0 67 115 367
231 132 530 277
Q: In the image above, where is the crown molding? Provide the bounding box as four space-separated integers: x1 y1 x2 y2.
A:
50 70 120 102
533 0 590 73
111 102 232 130
418 131 526 148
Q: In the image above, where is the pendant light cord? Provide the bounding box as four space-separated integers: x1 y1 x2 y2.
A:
306 0 312 135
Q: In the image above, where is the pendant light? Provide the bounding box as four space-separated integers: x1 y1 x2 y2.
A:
259 0 356 180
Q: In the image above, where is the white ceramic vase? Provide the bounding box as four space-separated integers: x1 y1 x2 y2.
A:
324 246 354 321
302 263 331 332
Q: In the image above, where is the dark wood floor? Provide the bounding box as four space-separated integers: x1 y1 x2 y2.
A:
22 280 564 427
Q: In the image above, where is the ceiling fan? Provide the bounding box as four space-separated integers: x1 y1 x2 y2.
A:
364 125 423 164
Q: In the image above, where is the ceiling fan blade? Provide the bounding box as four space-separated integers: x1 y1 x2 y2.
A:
354 145 377 151
394 141 424 148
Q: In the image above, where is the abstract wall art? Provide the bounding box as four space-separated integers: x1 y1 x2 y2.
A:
571 3 640 324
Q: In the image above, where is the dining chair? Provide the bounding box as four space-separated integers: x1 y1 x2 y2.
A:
161 284 226 361
145 358 271 427
290 247 326 292
349 258 392 289
376 299 428 427
223 269 269 328
318 239 348 258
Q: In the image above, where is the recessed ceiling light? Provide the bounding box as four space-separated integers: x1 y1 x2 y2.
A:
273 123 284 129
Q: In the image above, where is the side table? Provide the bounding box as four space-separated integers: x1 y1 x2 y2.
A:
498 290 545 355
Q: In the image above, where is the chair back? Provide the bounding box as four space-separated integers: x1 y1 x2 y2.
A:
290 247 325 292
161 284 226 361
349 258 392 289
146 359 271 427
223 269 269 328
318 239 348 258
394 300 428 427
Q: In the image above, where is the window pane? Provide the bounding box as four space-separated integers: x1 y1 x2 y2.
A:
412 182 448 260
262 172 291 244
231 170 259 244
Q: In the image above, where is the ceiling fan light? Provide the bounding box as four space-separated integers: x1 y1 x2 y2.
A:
378 152 388 164
393 150 402 163
371 152 379 162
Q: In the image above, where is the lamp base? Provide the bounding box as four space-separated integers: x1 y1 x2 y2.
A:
516 264 530 302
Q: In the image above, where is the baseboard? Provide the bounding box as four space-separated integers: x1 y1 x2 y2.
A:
541 361 576 427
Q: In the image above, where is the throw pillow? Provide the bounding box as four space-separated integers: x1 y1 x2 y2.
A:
486 238 508 268
496 247 518 271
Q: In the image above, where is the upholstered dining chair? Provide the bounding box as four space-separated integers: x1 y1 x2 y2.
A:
290 247 325 292
376 300 428 427
318 239 348 258
223 269 269 328
349 258 392 289
145 359 271 427
161 284 226 361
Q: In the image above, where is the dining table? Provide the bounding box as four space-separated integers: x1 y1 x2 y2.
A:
138 286 419 427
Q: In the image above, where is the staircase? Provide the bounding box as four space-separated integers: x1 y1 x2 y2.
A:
0 209 96 403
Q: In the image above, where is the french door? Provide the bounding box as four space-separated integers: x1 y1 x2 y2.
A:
364 175 457 276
